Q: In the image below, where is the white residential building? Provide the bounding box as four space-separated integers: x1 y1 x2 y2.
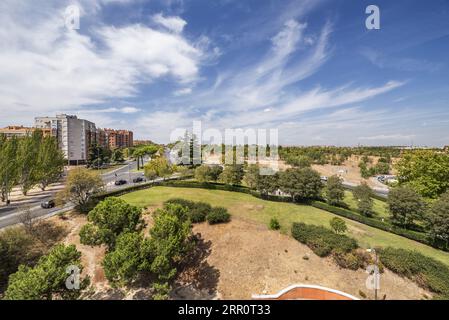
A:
35 114 96 164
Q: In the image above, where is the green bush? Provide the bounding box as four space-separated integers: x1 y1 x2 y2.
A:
164 198 212 223
206 207 231 224
269 217 281 230
379 247 449 299
291 223 358 256
333 250 362 270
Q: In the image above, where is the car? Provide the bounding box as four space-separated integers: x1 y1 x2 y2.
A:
114 179 127 186
320 176 328 182
132 177 146 183
41 199 55 209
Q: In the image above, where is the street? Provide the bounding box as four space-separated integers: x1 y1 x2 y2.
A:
0 158 149 229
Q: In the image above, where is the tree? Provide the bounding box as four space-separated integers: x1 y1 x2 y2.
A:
144 156 173 180
257 172 279 196
395 150 449 198
57 167 104 212
330 217 347 234
387 186 425 228
111 149 125 163
352 183 374 217
79 197 144 250
36 136 65 191
103 232 146 287
194 165 211 183
87 144 111 168
219 165 244 185
278 167 322 201
243 164 259 189
4 244 89 300
208 165 223 182
16 130 42 195
146 204 192 281
427 191 449 249
0 135 18 202
324 175 345 206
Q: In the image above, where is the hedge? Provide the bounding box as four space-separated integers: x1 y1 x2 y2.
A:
378 247 449 299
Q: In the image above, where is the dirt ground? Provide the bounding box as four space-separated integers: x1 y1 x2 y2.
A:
188 216 431 300
51 211 430 300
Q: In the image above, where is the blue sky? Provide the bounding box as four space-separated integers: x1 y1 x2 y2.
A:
1 0 448 146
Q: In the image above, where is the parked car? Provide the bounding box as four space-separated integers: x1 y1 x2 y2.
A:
41 199 55 209
132 177 146 183
114 179 127 186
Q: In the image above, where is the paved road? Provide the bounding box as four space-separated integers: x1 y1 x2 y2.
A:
0 159 150 229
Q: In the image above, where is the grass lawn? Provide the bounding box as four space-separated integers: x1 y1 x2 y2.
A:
120 186 449 267
88 164 126 174
343 191 389 219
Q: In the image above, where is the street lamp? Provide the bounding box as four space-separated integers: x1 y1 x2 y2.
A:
366 248 379 300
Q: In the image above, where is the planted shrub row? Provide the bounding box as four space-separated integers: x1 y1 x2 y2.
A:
291 223 358 256
378 247 449 299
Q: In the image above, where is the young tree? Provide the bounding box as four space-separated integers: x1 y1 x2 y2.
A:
4 244 89 300
57 167 104 212
427 191 449 248
324 175 345 206
36 136 65 191
243 164 259 189
111 149 125 163
330 217 347 234
278 167 322 201
387 186 425 228
144 156 173 181
352 183 374 217
79 197 144 250
219 165 244 185
194 165 212 183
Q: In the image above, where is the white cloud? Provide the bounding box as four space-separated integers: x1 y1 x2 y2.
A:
0 1 203 124
152 13 187 34
74 106 141 114
174 88 192 96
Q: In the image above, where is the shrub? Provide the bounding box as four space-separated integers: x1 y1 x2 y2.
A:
333 250 362 270
269 217 281 230
379 247 449 299
164 198 212 223
291 223 358 257
330 217 347 234
206 207 231 224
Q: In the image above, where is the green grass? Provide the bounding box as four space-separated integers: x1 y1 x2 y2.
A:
120 186 449 267
88 164 126 174
343 191 389 219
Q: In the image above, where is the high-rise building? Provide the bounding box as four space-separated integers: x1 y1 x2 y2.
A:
104 129 134 149
35 114 96 164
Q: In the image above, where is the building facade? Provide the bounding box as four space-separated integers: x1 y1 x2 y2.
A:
104 129 133 149
35 114 96 164
0 125 51 138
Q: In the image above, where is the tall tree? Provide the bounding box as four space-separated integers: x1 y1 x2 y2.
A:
387 186 425 228
219 165 244 185
352 183 374 217
278 167 322 201
0 135 18 202
36 136 66 191
144 156 173 181
427 191 449 249
17 130 42 195
324 175 345 206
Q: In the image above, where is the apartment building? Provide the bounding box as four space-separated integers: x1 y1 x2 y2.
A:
35 114 96 164
0 125 51 138
104 129 134 149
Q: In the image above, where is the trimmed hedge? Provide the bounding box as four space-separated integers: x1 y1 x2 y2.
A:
379 247 449 299
291 223 358 256
311 201 433 248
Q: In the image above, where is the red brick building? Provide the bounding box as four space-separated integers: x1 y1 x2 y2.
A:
104 129 133 149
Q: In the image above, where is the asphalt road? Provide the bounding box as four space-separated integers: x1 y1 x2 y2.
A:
0 158 149 229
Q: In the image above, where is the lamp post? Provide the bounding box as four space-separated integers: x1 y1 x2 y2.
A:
367 248 379 300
